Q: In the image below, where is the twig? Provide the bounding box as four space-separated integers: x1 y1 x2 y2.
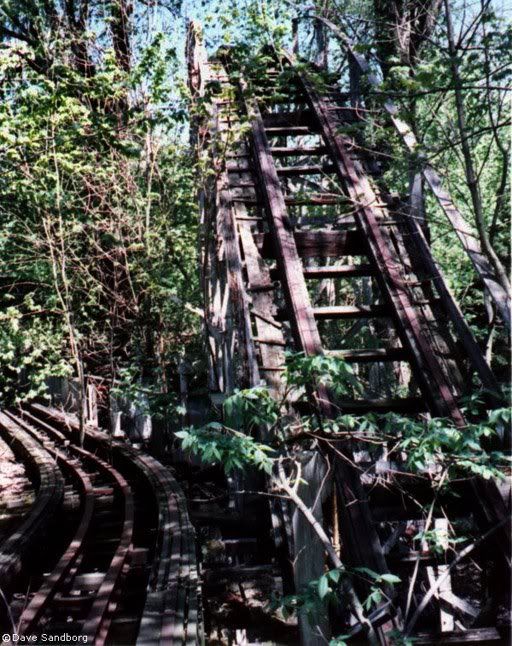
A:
275 458 378 643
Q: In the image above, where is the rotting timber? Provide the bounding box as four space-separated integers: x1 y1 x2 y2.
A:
187 21 510 646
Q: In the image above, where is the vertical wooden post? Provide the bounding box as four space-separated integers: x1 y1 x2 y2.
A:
86 381 98 426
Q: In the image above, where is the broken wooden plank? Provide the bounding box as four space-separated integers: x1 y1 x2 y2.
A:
426 519 454 632
326 348 408 362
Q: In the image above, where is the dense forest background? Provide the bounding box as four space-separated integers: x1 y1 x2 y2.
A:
0 0 510 417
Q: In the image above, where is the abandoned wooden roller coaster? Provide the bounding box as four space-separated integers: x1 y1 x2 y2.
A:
0 17 509 646
186 20 511 646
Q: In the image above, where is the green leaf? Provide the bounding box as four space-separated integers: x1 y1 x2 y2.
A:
318 575 330 600
379 573 401 585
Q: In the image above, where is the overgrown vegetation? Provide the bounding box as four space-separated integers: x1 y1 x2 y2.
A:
176 353 510 638
0 1 201 416
1 0 509 405
1 0 510 642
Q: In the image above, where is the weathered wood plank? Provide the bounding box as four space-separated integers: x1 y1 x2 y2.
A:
233 194 349 206
303 264 375 279
326 348 408 362
254 230 366 258
262 110 316 129
270 145 327 156
265 126 311 136
313 304 389 319
237 209 286 397
276 164 336 176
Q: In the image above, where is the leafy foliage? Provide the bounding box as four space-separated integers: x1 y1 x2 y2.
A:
0 6 201 405
285 352 360 398
274 565 400 623
175 424 275 474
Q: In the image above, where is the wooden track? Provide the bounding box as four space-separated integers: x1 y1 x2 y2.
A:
187 22 510 645
0 405 201 645
0 412 64 590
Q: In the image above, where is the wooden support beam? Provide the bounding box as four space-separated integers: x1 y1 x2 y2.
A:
254 230 366 259
270 145 328 157
283 195 348 206
263 110 316 129
302 264 375 279
276 164 336 176
234 194 349 206
401 211 501 400
265 126 312 136
313 304 389 320
243 89 323 358
237 208 286 398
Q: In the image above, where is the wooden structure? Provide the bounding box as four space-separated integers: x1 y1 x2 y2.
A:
188 21 510 645
0 405 201 645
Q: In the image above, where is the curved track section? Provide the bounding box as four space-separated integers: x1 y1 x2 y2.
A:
4 403 201 645
5 409 133 644
0 412 64 591
114 444 200 645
